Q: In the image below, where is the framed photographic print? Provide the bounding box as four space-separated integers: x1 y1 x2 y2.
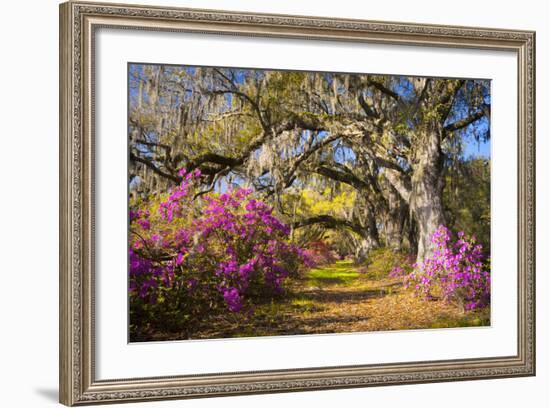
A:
59 1 536 405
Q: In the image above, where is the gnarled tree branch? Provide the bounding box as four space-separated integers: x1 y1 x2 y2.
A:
292 215 367 237
444 104 490 135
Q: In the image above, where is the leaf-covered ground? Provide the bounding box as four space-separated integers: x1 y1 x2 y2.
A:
175 260 490 340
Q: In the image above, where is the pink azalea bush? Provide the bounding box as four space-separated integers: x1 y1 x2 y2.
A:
129 169 306 338
302 240 338 267
404 225 490 311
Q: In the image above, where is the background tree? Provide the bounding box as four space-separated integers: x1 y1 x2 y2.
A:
129 64 490 263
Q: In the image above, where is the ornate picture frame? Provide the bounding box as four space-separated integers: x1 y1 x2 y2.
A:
59 1 535 405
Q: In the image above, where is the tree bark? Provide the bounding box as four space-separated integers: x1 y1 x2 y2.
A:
365 201 381 249
409 127 446 264
354 239 372 263
385 184 406 251
407 215 418 255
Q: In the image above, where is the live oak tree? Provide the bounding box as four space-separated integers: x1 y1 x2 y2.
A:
129 64 490 263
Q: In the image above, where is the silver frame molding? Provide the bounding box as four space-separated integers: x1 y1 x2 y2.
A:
59 1 536 405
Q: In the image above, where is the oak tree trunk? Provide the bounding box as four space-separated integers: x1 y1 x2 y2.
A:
385 184 406 251
365 201 381 249
410 127 446 264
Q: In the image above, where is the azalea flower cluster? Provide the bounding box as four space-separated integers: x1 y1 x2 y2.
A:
129 168 306 327
405 225 490 310
302 240 338 267
388 265 406 279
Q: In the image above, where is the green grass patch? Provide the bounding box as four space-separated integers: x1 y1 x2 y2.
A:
289 297 321 314
291 298 314 307
363 247 413 280
306 260 360 286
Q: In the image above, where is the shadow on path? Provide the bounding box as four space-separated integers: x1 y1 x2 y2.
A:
295 288 386 304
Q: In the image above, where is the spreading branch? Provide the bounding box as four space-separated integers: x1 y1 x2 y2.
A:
129 152 181 184
367 79 400 100
384 169 411 203
444 104 490 134
314 165 371 191
292 215 367 237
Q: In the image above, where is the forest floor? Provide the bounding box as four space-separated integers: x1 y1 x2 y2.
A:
189 260 490 340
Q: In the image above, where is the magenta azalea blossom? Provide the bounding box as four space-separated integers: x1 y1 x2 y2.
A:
129 169 306 317
405 225 490 310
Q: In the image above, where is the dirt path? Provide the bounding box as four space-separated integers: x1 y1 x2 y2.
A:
189 260 489 340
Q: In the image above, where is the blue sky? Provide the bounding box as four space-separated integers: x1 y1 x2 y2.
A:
464 138 490 158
